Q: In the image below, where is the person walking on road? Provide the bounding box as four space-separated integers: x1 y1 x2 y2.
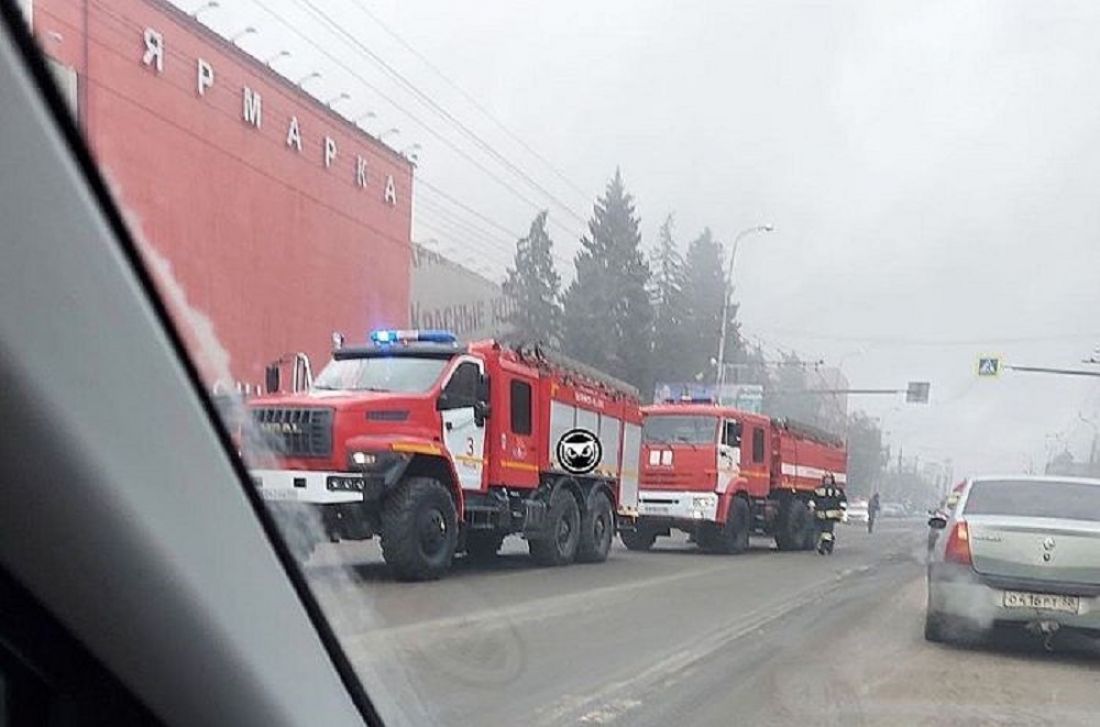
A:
868 491 881 534
812 474 847 555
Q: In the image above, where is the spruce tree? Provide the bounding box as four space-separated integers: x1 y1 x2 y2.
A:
682 227 740 381
649 214 692 385
561 169 653 390
503 210 562 346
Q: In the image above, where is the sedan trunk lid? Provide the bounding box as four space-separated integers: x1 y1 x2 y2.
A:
968 515 1100 585
962 478 1100 586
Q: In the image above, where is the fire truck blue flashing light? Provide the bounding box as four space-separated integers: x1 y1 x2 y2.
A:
418 330 458 344
370 329 457 345
665 395 716 404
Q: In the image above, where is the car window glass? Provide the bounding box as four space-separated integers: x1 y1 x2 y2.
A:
642 415 717 444
965 481 1100 522
313 356 448 393
752 428 765 463
510 379 532 434
722 420 741 447
441 362 479 409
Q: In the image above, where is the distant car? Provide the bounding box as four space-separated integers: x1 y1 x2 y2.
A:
845 502 869 525
925 476 1100 646
881 502 907 518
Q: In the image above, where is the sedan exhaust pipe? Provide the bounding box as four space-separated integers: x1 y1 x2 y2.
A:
1026 620 1061 651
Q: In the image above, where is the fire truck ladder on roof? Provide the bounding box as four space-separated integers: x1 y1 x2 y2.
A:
513 342 641 400
771 416 845 448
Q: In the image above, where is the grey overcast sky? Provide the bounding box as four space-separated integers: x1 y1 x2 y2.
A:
173 0 1100 478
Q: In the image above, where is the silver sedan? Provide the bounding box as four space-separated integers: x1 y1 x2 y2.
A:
925 475 1100 645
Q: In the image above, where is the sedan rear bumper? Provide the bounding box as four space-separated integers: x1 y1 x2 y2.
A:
929 563 1100 630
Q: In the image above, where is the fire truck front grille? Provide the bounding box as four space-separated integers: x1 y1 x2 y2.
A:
642 471 701 488
251 407 333 458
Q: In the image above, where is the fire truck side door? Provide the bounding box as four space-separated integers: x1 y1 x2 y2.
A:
438 358 486 491
716 419 742 493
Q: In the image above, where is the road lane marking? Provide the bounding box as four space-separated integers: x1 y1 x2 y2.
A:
537 538 925 725
342 560 737 648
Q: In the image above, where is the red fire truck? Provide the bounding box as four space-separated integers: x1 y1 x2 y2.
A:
625 401 846 553
245 329 642 580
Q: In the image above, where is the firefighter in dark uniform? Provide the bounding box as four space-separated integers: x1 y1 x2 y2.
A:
812 473 847 555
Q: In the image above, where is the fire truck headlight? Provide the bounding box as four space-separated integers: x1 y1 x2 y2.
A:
692 494 718 516
350 451 375 467
347 450 411 478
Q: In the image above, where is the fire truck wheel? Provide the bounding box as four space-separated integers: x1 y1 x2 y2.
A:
576 490 615 563
529 487 582 566
729 497 752 553
798 508 817 550
710 497 751 554
380 477 458 581
696 525 719 552
464 531 505 561
620 526 658 551
776 499 812 551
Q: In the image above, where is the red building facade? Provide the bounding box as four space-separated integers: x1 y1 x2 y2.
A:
32 0 414 390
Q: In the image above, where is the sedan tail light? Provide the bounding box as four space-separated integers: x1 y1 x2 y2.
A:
944 520 972 565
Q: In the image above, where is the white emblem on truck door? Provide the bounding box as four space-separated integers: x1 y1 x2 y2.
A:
557 428 602 475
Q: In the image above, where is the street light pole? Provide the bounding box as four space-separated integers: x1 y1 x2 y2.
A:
715 224 774 392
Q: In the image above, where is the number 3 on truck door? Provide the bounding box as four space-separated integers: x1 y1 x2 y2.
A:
439 358 486 490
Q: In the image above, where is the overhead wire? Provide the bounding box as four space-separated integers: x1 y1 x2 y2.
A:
415 222 507 279
415 196 518 253
291 0 590 227
87 4 410 181
412 207 515 264
241 0 585 242
76 13 414 255
344 0 592 202
87 1 434 174
417 177 575 269
83 79 425 259
750 327 1100 348
90 1 549 273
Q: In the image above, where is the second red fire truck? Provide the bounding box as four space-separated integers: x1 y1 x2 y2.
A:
626 400 847 553
245 329 642 580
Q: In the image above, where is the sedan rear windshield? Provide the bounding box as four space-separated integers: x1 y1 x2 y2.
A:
964 480 1100 522
643 415 717 444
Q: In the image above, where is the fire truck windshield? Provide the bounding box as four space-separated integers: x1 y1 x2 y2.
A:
642 415 718 445
312 355 449 393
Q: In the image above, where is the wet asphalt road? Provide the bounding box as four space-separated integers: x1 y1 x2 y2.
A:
301 520 1100 726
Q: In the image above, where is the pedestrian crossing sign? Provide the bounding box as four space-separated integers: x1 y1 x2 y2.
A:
977 356 1001 377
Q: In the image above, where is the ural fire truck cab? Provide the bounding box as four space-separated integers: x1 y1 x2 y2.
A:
246 330 642 580
627 401 846 553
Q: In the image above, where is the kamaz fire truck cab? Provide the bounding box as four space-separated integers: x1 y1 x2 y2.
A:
247 329 642 580
629 399 846 553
